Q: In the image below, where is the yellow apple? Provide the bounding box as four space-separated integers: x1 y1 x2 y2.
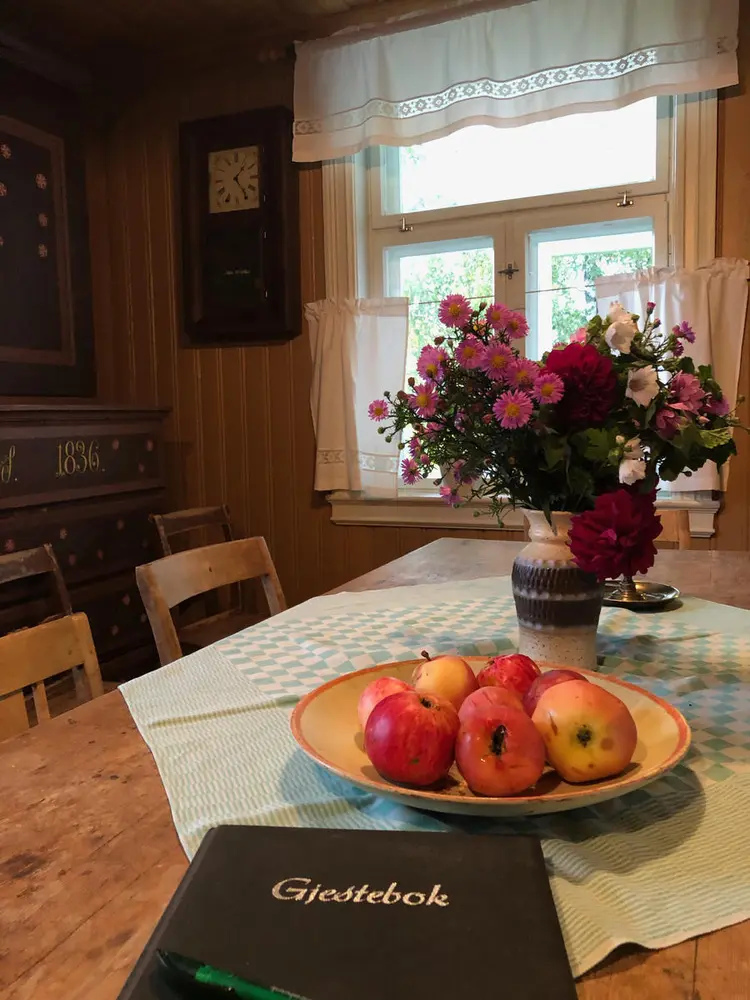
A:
412 653 478 711
531 679 637 783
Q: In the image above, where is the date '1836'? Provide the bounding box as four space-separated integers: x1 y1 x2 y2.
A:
56 440 102 478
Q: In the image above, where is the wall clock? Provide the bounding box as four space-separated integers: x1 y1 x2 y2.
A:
179 106 300 346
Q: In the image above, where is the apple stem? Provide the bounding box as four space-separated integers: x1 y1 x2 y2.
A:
490 725 507 757
420 650 432 661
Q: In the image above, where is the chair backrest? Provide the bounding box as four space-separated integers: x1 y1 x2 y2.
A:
136 536 287 665
0 543 72 615
655 508 691 549
0 612 104 740
151 505 234 557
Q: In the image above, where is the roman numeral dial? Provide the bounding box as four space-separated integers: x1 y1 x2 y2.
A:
208 145 260 213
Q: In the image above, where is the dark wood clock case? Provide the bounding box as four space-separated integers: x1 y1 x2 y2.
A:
178 105 300 346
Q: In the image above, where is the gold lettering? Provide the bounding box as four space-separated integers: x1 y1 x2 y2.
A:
352 884 370 902
0 445 15 485
382 882 402 904
426 884 449 907
272 877 310 901
333 887 354 902
366 891 383 903
402 892 426 906
55 439 102 478
318 889 337 902
304 884 322 904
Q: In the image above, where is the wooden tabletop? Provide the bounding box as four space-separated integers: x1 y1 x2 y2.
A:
2 539 749 1000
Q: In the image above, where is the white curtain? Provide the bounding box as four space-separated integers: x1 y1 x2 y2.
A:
293 0 738 162
595 258 749 491
306 298 409 496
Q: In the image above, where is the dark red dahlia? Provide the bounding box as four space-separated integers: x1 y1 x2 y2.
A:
569 489 662 581
544 342 617 427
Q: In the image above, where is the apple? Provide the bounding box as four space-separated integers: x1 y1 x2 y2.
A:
523 669 587 716
532 679 637 783
357 676 412 730
364 690 459 787
477 653 540 698
458 686 524 726
455 704 546 796
412 651 478 711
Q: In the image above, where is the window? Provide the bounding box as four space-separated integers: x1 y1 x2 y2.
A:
325 91 719 526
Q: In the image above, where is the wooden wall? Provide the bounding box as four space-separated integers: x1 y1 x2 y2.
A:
87 59 515 607
87 26 750 605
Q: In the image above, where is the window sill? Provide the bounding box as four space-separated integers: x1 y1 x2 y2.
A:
328 489 721 537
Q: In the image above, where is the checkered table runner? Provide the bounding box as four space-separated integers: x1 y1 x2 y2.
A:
121 578 750 977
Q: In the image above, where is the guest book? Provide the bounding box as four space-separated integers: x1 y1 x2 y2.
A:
118 824 577 999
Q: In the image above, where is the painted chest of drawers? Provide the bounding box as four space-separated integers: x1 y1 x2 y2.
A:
0 404 169 679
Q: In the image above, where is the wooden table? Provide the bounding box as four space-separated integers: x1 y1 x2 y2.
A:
2 539 750 999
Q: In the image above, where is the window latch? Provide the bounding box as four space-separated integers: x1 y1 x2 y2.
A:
498 262 520 279
397 216 413 233
616 189 634 207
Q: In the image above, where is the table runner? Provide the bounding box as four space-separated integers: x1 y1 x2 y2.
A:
121 577 750 977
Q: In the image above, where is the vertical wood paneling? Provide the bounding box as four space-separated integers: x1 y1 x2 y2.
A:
86 35 750 605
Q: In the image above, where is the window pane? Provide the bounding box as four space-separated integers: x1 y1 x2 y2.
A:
526 222 655 359
394 99 658 214
386 240 494 384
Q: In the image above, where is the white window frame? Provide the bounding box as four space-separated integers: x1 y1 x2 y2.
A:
324 93 720 537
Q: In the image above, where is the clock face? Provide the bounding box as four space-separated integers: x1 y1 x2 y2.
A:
208 145 260 213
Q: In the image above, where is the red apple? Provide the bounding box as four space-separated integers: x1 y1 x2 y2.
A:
523 669 587 716
532 679 637 783
412 652 479 711
477 653 541 698
357 676 412 730
364 690 459 787
455 704 545 796
458 686 524 726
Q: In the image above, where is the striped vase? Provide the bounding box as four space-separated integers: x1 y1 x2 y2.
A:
511 511 604 671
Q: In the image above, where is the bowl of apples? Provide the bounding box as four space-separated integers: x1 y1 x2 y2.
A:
290 652 691 816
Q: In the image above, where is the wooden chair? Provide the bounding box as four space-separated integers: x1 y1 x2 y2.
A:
0 543 72 615
0 613 104 741
151 505 234 557
136 537 287 666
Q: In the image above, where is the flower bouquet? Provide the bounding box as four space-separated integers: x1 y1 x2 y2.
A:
370 295 742 667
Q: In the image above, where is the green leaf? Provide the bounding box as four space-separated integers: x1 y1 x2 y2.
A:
699 427 733 449
541 436 566 470
677 356 696 375
697 364 714 382
566 465 595 497
572 428 612 462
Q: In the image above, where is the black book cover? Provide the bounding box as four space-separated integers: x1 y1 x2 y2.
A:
118 825 576 1000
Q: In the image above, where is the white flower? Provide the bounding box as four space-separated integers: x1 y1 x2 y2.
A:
619 436 646 485
626 365 659 407
605 302 638 354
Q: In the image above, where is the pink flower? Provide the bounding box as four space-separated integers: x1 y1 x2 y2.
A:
455 336 483 369
417 345 444 382
408 436 422 456
646 301 656 314
532 370 565 404
438 294 472 328
670 372 705 413
672 340 684 357
505 310 529 339
705 394 731 417
571 326 588 343
439 484 462 507
672 321 696 344
419 452 432 465
454 409 469 431
480 339 513 380
655 407 686 439
506 358 540 390
492 389 533 429
485 302 510 331
368 399 389 421
401 458 420 484
423 421 442 440
409 383 438 417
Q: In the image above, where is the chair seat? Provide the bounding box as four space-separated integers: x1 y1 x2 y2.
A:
177 609 267 650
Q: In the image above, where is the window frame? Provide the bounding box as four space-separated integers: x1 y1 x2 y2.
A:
322 92 720 535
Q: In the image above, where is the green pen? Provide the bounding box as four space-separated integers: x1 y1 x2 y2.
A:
156 949 314 1000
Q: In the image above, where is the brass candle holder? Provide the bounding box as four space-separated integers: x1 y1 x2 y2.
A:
603 575 680 608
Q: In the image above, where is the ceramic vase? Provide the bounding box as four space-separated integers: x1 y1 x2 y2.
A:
511 511 604 671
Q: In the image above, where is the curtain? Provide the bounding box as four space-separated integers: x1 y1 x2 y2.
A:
293 0 738 162
306 298 409 496
595 258 749 491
